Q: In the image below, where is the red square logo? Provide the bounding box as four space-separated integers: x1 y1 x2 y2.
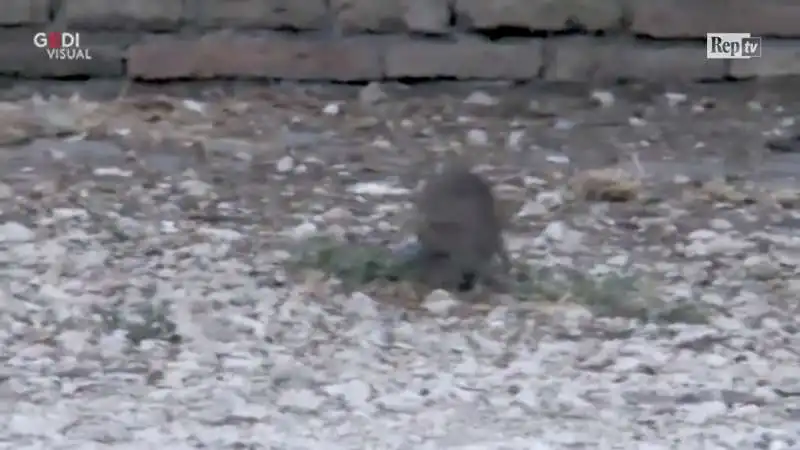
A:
47 32 61 49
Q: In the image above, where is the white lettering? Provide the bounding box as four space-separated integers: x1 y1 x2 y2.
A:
33 32 48 48
45 48 92 60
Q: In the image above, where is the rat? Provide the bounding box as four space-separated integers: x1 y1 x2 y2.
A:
412 164 512 292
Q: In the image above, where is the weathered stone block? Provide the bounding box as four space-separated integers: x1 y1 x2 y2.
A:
0 0 50 25
730 41 800 78
332 0 405 32
403 0 451 34
386 37 542 79
546 37 725 82
455 0 622 31
188 0 327 29
128 34 383 81
61 0 182 30
631 0 800 38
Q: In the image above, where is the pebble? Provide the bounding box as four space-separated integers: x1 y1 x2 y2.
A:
322 102 341 115
324 379 373 411
359 82 388 105
466 128 489 146
422 290 460 316
0 182 12 199
590 90 615 108
743 254 781 280
276 388 325 413
179 179 213 197
0 222 34 242
536 191 564 209
664 92 688 107
464 91 498 106
276 155 295 173
506 130 525 149
287 221 318 239
709 218 733 230
517 201 548 218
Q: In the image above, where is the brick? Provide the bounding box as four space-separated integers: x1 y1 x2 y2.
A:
455 0 621 31
386 38 542 79
332 0 405 33
127 34 383 81
631 0 800 38
0 0 50 25
188 0 327 29
545 37 725 82
61 0 182 30
403 0 451 34
730 41 800 78
0 45 123 78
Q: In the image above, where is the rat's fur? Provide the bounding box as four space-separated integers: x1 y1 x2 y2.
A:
413 165 511 291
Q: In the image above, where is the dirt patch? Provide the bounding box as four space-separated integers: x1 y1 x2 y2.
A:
1 79 800 321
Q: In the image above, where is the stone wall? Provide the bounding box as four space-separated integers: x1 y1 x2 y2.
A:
3 0 800 82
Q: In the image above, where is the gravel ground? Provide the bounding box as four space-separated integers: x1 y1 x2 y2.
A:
2 80 800 449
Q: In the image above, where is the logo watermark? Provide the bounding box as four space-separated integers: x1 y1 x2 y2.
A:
33 32 93 60
706 33 761 59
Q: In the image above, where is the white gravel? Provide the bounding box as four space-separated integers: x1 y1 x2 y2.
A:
1 216 800 450
1 84 800 449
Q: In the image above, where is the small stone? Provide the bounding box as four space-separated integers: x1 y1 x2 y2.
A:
321 206 352 222
546 154 570 164
683 401 727 425
347 182 409 196
506 130 524 149
464 91 498 106
182 99 207 114
52 208 89 220
374 391 425 413
553 118 576 130
536 191 564 209
709 218 733 231
743 255 781 280
359 82 387 106
664 92 687 107
517 200 548 218
542 221 567 241
607 254 629 266
590 90 615 108
196 227 244 241
325 379 373 411
747 100 763 112
673 174 691 184
113 216 148 240
0 183 13 199
466 128 489 146
422 289 459 316
93 167 133 177
179 179 212 197
688 229 718 241
323 102 341 115
629 116 647 127
0 222 34 242
276 388 325 413
342 292 379 319
276 156 295 173
32 180 57 197
287 222 318 239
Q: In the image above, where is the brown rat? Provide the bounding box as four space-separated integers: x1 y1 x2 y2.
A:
413 164 512 292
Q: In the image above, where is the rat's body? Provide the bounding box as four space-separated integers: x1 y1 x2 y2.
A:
413 166 511 291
